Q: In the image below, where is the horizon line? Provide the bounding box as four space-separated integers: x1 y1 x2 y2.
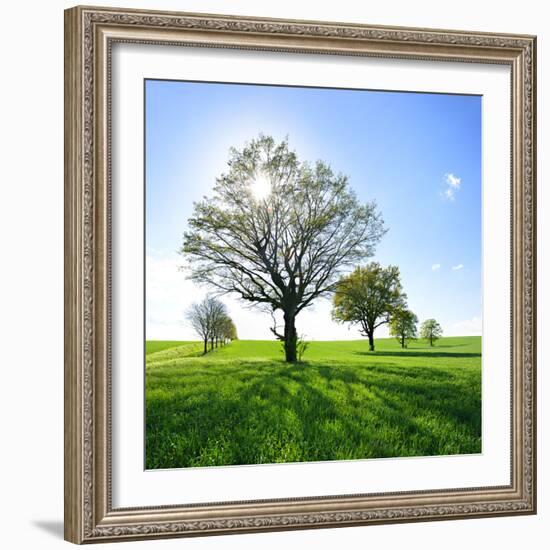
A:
146 335 482 342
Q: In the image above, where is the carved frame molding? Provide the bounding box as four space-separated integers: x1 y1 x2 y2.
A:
64 6 536 544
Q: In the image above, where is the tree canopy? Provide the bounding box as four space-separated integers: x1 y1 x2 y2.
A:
389 308 418 348
332 263 407 351
420 319 443 346
181 135 386 361
220 316 238 343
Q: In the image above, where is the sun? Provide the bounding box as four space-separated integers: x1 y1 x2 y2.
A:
250 172 272 201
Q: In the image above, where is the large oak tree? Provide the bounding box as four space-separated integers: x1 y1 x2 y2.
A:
181 135 386 362
332 263 406 351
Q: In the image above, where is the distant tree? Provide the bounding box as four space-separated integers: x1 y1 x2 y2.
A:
181 134 386 362
420 318 443 346
207 298 228 350
213 315 224 348
185 297 228 354
226 318 238 342
332 263 407 351
389 308 418 348
185 300 210 355
217 315 237 346
212 312 224 348
217 316 228 346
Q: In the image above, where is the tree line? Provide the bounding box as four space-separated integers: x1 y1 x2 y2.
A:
186 296 237 355
181 134 444 361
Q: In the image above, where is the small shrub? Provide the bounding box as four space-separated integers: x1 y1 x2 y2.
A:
297 335 309 362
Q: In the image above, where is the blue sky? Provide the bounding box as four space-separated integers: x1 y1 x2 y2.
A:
145 79 481 341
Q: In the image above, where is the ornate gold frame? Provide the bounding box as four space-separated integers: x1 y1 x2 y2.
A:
64 5 537 544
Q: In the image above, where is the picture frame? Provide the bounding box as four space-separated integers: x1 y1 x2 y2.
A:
64 5 537 544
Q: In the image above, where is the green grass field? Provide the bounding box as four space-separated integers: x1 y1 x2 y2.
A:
146 340 200 355
145 336 481 469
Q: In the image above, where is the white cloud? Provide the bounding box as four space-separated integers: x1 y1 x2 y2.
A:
443 188 455 201
431 263 441 271
441 172 462 201
447 316 482 336
452 264 464 271
446 173 461 188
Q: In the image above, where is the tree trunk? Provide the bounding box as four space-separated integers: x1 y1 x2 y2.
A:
368 332 375 352
283 311 297 363
210 337 214 350
401 334 405 348
203 338 208 355
429 335 434 346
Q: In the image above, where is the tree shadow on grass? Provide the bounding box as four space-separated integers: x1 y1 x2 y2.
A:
354 350 481 359
146 358 481 468
359 363 453 381
409 343 472 349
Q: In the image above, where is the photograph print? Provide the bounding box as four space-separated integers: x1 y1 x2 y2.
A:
145 79 482 470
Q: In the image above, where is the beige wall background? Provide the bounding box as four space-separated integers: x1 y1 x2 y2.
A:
0 1 546 548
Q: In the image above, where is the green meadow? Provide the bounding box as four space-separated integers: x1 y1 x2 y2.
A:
145 337 481 469
145 340 198 355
